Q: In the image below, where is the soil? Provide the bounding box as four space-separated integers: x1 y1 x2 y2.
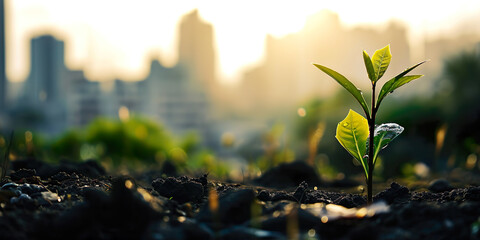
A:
1 159 480 240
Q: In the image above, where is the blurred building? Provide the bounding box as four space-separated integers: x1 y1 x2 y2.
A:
425 34 480 78
64 70 102 127
9 35 69 134
22 36 67 105
241 10 411 113
139 60 210 135
178 9 216 96
5 9 215 146
0 0 5 111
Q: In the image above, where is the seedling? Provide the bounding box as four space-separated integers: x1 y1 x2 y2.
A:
313 45 426 204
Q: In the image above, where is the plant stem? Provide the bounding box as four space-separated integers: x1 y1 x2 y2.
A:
367 83 377 204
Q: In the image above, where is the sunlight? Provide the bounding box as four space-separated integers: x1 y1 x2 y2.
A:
7 0 480 83
118 106 130 121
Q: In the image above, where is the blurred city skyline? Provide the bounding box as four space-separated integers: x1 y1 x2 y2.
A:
1 1 480 178
5 0 480 84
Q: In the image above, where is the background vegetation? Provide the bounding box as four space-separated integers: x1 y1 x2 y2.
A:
1 50 480 181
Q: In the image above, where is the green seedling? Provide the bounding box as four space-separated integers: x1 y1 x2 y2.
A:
313 45 426 204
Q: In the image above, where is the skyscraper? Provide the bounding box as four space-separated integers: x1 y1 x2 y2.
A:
23 35 66 105
178 9 216 92
0 0 5 110
14 35 68 134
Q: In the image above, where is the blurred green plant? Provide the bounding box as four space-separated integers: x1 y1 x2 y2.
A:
440 51 480 169
257 123 295 171
186 150 230 177
0 132 13 182
48 117 231 178
314 45 426 204
85 117 174 167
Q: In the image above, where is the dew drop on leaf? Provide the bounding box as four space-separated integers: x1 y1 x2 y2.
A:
343 122 349 127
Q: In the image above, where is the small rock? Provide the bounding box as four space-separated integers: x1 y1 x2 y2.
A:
193 174 208 187
1 182 19 191
51 172 70 182
19 183 46 195
374 182 410 204
428 179 454 193
10 193 36 209
10 193 32 204
260 207 320 233
293 181 309 202
152 176 205 204
464 187 480 201
254 161 321 188
41 192 60 202
196 189 256 228
217 226 285 240
257 190 271 201
334 194 366 208
10 168 36 181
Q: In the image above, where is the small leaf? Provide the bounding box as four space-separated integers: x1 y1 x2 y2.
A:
376 60 427 107
363 51 375 82
366 123 404 165
313 64 370 116
371 45 392 82
391 75 422 90
377 61 426 107
336 110 369 177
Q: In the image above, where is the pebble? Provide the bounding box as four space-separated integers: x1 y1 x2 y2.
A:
428 179 454 193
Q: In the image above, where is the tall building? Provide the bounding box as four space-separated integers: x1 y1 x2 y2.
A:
241 10 412 112
0 0 5 110
6 10 218 144
141 60 210 137
12 35 68 134
23 35 67 105
64 70 101 127
178 9 216 93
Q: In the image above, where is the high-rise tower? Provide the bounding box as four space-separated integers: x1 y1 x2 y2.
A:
178 10 216 90
0 0 6 110
24 35 66 104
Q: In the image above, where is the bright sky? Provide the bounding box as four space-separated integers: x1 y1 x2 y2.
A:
6 0 480 83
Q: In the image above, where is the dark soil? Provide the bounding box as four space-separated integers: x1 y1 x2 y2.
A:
1 159 480 240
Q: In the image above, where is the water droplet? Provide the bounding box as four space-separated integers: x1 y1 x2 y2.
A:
343 122 349 127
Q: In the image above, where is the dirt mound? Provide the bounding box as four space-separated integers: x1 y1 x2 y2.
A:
254 161 321 188
1 161 480 239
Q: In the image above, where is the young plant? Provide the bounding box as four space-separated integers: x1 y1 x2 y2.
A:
313 45 426 204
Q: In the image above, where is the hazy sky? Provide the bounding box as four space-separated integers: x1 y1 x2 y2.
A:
6 0 480 84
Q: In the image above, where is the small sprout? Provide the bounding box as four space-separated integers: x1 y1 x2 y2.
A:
314 45 426 204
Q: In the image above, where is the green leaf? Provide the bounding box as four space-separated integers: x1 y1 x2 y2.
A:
363 50 375 82
376 60 427 107
336 110 369 177
371 45 392 82
366 123 404 165
313 64 370 116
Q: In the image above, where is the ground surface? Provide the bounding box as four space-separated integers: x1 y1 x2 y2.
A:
1 159 480 240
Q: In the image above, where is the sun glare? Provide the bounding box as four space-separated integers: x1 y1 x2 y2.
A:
7 0 480 83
